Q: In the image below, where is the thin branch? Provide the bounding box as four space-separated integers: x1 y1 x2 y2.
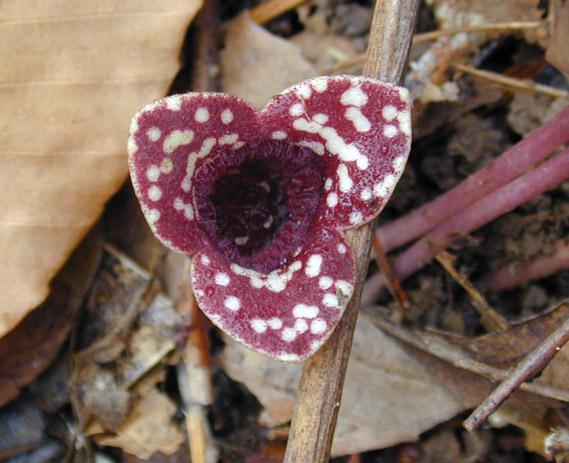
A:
463 303 569 432
364 147 569 305
454 63 569 99
374 235 409 319
330 21 541 73
369 311 569 402
436 250 509 332
377 104 569 253
283 1 419 461
250 0 309 25
490 237 569 291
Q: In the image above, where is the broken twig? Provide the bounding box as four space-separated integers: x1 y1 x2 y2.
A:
464 303 569 432
436 251 509 332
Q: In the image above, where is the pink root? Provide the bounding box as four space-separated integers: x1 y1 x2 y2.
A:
377 104 569 253
363 147 569 305
490 238 569 291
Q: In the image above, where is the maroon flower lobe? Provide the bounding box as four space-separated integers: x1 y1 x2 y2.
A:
128 76 412 360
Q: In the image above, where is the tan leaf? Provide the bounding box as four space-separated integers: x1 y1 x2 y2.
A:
219 313 476 457
546 0 569 79
220 12 317 109
94 388 185 459
0 0 202 337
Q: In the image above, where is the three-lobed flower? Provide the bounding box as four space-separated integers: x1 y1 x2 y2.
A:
128 75 412 360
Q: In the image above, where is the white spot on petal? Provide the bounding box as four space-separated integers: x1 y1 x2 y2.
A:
313 113 328 125
305 255 323 277
360 188 372 201
323 293 339 308
397 110 412 137
224 296 241 311
268 318 283 330
297 140 324 155
326 192 338 208
296 83 312 99
148 185 162 201
345 107 371 132
146 165 160 182
294 319 309 333
282 328 297 342
356 155 369 170
293 304 319 319
340 87 368 107
289 103 304 117
251 319 267 333
398 87 412 104
312 79 328 93
221 108 234 124
337 164 353 192
310 319 327 334
324 178 333 191
271 131 287 140
147 127 161 141
393 155 407 172
349 211 363 225
166 96 182 111
219 133 239 145
201 255 210 266
382 105 398 121
337 243 347 254
319 276 333 290
163 130 193 154
147 209 160 224
160 158 173 173
383 124 399 138
195 107 209 123
215 272 230 286
266 274 286 292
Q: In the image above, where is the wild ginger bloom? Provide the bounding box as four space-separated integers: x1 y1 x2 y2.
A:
128 75 411 361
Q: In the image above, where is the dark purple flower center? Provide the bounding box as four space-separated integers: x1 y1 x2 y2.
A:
193 141 325 273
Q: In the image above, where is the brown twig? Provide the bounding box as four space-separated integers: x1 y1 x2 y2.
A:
436 251 509 332
453 63 569 99
330 21 541 73
373 235 409 320
250 0 309 25
283 1 419 461
369 310 569 403
463 302 569 432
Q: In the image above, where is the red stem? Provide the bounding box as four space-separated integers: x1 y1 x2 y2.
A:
363 147 569 305
490 238 569 291
377 104 569 253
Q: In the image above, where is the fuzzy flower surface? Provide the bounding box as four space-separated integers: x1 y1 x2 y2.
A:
128 75 412 361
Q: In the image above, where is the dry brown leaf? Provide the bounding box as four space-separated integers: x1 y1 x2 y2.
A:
220 12 317 108
71 247 182 429
0 231 101 407
546 0 569 78
94 388 185 459
445 303 569 390
0 0 202 338
219 313 476 457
